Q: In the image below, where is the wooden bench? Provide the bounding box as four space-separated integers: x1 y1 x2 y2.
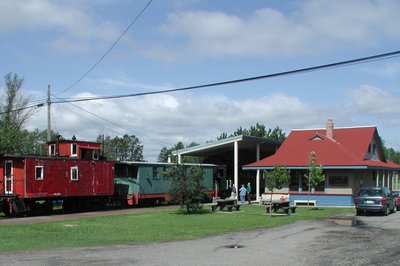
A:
226 204 240 212
265 203 275 213
283 206 297 214
260 193 290 205
209 203 218 212
265 202 296 214
209 200 240 212
294 200 317 206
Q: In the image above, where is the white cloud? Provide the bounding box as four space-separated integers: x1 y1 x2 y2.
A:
362 62 400 78
27 90 340 161
26 84 400 160
156 0 400 59
0 0 121 53
344 85 400 132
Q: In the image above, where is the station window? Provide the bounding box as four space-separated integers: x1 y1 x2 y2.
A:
35 166 44 180
71 167 79 181
329 176 349 187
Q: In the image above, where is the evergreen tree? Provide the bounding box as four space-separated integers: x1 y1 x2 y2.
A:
158 141 200 163
20 129 59 155
97 134 144 161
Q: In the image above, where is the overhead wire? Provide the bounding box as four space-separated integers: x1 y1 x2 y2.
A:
51 100 121 136
44 49 400 150
54 0 153 96
52 95 172 146
51 49 400 104
4 49 400 114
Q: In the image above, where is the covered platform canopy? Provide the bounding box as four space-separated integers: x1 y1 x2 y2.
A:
173 135 282 201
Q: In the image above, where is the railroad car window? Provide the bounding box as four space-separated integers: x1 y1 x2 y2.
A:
35 166 44 180
162 166 169 180
71 143 77 157
49 144 56 156
153 167 160 180
128 166 138 179
71 167 79 181
93 150 99 160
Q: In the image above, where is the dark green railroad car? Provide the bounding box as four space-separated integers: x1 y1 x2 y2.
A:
114 162 220 206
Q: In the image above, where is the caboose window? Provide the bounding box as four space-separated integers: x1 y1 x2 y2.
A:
71 143 77 157
49 144 55 156
93 149 99 160
71 167 79 181
35 166 44 180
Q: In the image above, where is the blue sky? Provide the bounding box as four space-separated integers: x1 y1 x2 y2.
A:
1 0 400 161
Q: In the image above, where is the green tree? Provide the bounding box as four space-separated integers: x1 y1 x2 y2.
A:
381 138 400 164
158 141 200 163
97 135 113 159
166 164 208 214
97 134 144 161
158 147 172 162
304 151 325 205
248 123 267 137
384 147 400 164
264 165 291 215
0 73 35 154
218 124 286 141
20 129 59 155
217 132 229 140
266 126 286 141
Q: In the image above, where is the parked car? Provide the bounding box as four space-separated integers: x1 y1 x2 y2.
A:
354 187 396 216
393 191 400 211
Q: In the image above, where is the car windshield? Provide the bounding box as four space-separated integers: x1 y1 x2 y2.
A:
359 189 382 197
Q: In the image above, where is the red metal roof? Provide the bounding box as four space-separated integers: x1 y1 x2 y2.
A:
245 126 400 170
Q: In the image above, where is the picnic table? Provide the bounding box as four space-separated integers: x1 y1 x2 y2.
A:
265 201 296 214
210 199 241 212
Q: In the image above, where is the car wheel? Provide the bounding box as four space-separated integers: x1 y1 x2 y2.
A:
384 206 389 216
356 209 362 216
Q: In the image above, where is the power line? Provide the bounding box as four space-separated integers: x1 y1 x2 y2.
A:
52 96 172 146
5 50 400 114
0 102 45 115
55 0 153 96
52 50 400 104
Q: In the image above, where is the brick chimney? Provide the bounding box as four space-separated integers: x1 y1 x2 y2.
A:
326 119 334 140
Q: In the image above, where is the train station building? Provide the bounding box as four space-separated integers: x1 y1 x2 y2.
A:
175 119 400 206
173 135 282 202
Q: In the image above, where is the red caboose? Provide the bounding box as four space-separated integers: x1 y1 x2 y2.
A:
0 138 114 215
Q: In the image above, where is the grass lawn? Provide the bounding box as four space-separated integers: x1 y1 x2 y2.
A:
0 205 353 252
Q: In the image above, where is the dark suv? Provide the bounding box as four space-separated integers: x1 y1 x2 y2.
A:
354 187 396 216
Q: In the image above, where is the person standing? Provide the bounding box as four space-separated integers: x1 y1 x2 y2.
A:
231 184 237 198
246 182 252 204
239 184 247 204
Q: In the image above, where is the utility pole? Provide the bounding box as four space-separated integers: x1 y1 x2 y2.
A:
47 85 51 142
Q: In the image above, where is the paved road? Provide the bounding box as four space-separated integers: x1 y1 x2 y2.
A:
1 212 400 266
